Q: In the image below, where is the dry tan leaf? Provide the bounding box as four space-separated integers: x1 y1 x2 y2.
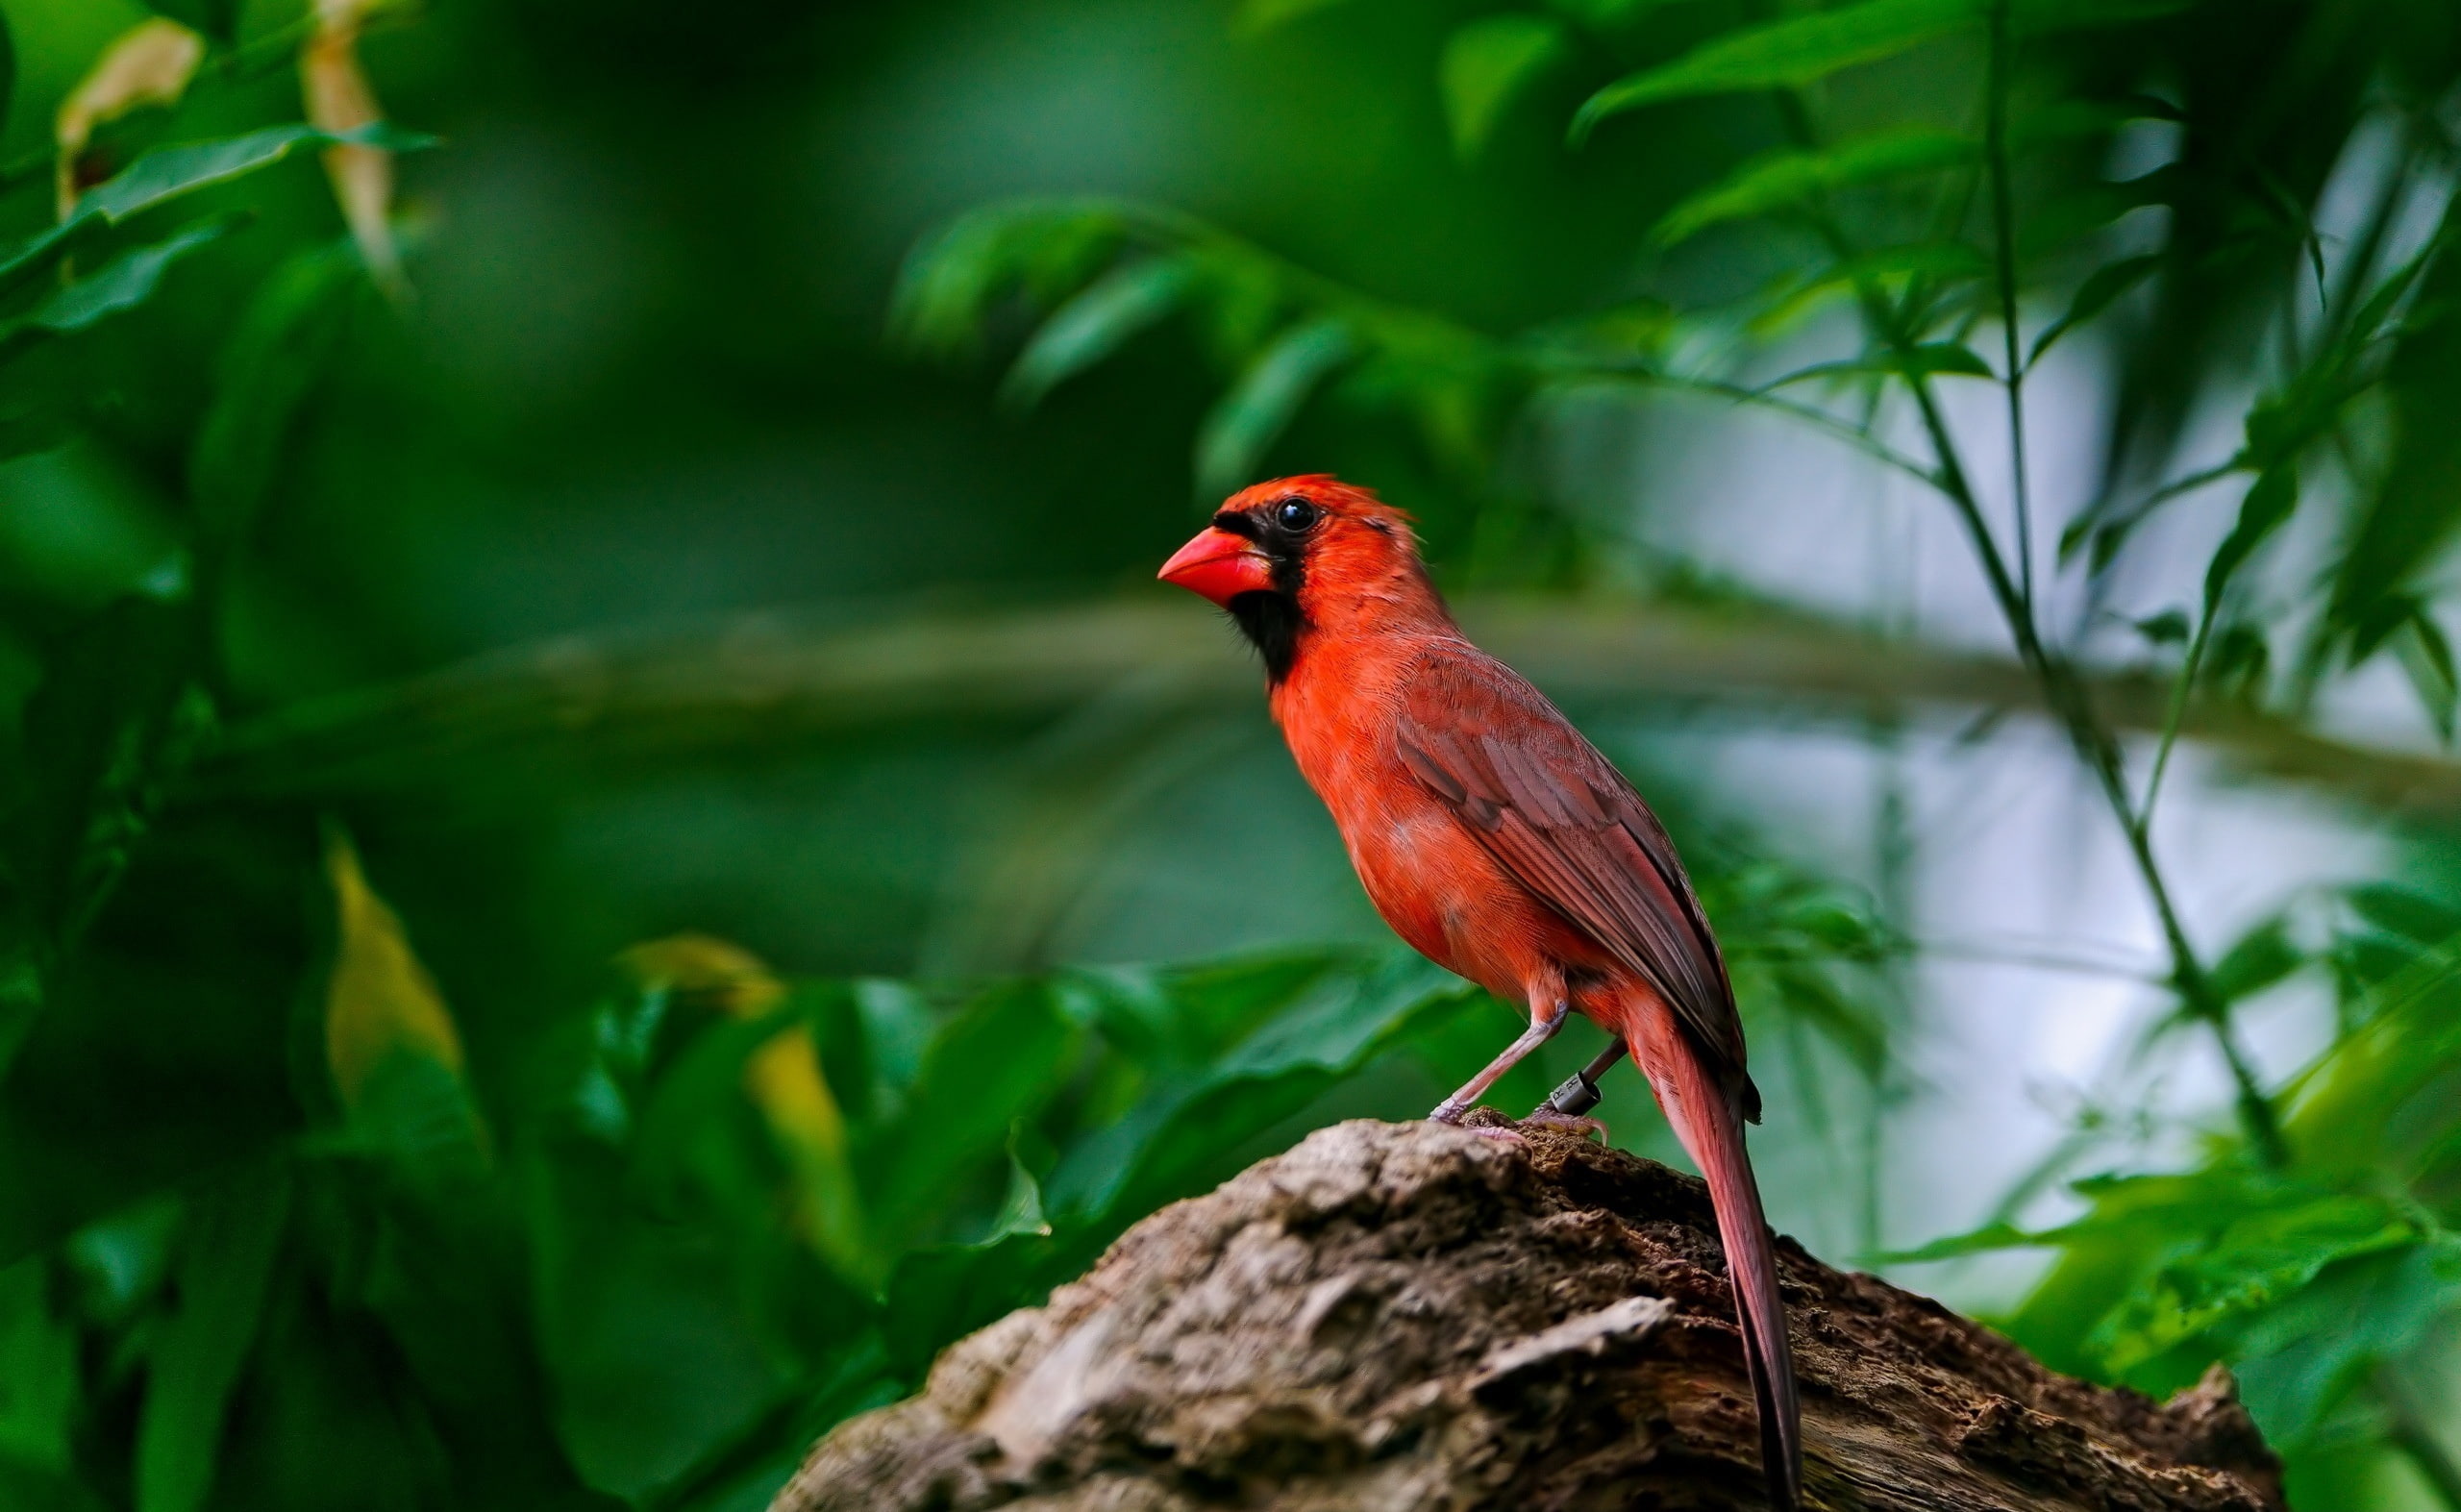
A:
303 0 404 290
324 828 467 1110
55 18 207 221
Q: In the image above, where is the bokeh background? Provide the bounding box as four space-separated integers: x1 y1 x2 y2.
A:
3 0 2460 1507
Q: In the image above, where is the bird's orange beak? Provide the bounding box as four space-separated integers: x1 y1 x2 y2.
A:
1157 526 1273 607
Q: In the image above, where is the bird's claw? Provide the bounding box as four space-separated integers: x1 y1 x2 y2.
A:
1518 1108 1608 1141
1429 1103 1529 1144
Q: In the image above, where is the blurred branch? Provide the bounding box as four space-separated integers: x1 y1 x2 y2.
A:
188 597 2461 820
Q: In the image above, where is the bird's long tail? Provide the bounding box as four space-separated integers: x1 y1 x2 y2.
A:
1626 1008 1802 1511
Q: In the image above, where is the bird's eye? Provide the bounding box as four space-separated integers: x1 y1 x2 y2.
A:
1274 499 1321 533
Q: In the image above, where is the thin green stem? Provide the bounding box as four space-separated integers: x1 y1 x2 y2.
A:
1820 229 2290 1164
1897 361 2288 1164
2138 606 2216 827
1550 359 1946 490
1984 0 2034 614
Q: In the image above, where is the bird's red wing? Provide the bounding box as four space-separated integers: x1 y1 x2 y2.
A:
1394 647 1753 1103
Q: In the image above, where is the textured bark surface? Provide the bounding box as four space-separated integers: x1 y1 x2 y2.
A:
771 1116 2283 1512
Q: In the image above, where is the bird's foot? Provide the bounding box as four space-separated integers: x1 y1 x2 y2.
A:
1518 1108 1607 1141
1429 1103 1528 1144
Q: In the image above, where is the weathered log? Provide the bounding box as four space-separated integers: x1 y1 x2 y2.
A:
770 1116 2282 1512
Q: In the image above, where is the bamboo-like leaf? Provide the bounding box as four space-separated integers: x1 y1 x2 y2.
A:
1194 316 1354 498
2394 605 2459 743
1766 340 1994 388
1441 13 1571 162
2202 466 2298 613
2026 253 2159 368
2209 917 2302 1004
1745 241 1991 335
54 18 205 222
1573 0 1976 141
1571 0 2188 141
889 201 1128 359
999 255 1194 412
1654 128 1976 244
2323 214 2461 665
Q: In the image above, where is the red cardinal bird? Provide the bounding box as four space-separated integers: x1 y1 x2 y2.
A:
1159 474 1800 1510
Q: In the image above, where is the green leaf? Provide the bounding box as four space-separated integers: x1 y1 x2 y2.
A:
0 124 427 298
1745 241 1991 334
2231 1241 2461 1446
80 123 431 226
1877 1219 2041 1264
1544 0 1691 25
1194 316 1354 498
0 1260 77 1475
889 201 1127 359
2014 0 2195 30
999 255 1194 412
14 595 198 968
12 220 232 340
2395 604 2459 741
2344 884 2461 947
2201 466 2298 613
140 0 239 43
1654 129 1976 245
1573 0 1976 141
870 981 1078 1243
136 1165 292 1512
2132 608 2190 647
1441 14 1571 162
1766 340 1994 387
1052 953 1465 1224
1233 0 1359 33
0 7 14 154
528 1151 804 1503
2026 253 2159 368
880 1128 1056 1376
2209 917 2302 1004
187 242 364 543
2091 1192 2416 1373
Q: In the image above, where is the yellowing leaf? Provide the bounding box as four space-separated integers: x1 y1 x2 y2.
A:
302 0 404 291
323 829 467 1110
55 19 206 222
615 932 788 1018
617 933 868 1277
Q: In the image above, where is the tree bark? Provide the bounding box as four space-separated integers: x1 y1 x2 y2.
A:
770 1117 2283 1512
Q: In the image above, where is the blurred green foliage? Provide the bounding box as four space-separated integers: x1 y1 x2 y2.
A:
0 0 2459 1508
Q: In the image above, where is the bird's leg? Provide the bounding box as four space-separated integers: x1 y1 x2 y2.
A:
1535 1039 1628 1117
1429 998 1571 1126
1522 1038 1627 1139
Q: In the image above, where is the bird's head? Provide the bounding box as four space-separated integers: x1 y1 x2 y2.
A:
1156 474 1442 682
